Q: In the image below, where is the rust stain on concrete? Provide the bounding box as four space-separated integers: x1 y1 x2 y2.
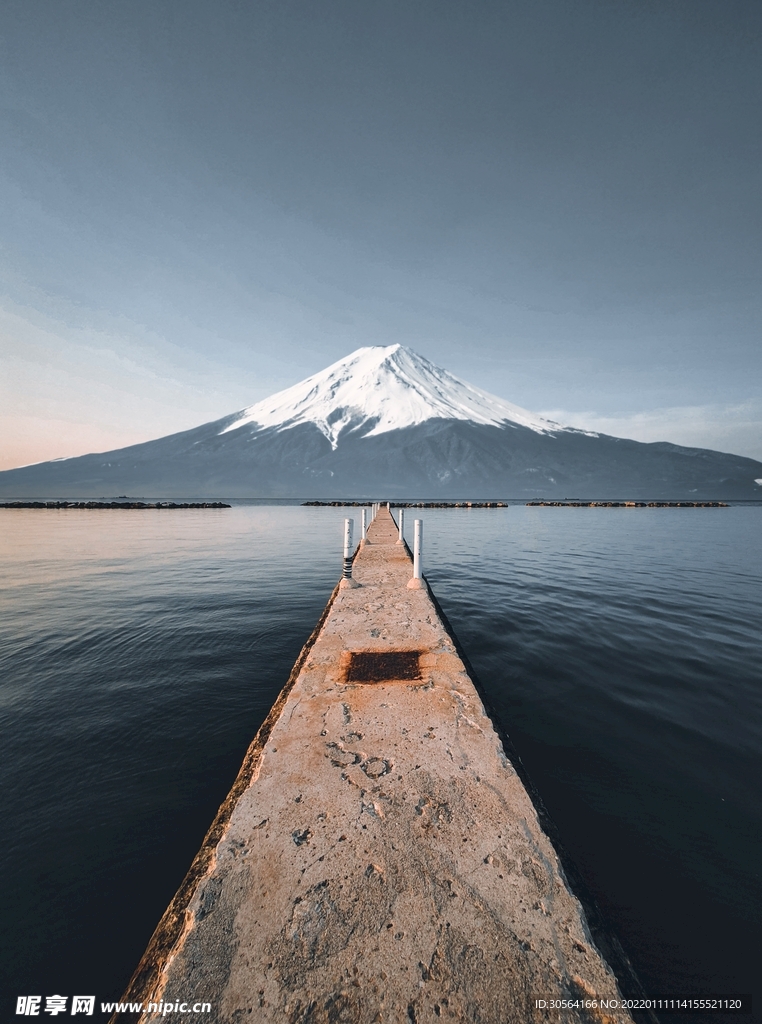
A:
114 509 634 1024
343 649 424 684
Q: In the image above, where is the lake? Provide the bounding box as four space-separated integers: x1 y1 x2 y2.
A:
0 504 759 1021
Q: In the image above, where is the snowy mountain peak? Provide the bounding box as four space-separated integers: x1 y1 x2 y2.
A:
221 344 565 448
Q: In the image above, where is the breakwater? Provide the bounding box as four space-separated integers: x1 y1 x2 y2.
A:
304 500 510 507
303 500 729 508
113 507 636 1024
526 501 727 508
0 501 231 509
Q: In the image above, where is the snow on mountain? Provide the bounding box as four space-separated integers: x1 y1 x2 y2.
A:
221 344 568 448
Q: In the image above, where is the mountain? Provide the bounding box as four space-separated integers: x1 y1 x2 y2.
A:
222 344 561 445
2 345 761 499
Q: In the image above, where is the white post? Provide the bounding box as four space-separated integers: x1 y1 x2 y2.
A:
341 518 360 588
343 518 354 570
413 519 422 578
407 519 424 589
361 508 367 541
396 508 404 544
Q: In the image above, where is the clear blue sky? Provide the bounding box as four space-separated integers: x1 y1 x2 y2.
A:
1 0 760 468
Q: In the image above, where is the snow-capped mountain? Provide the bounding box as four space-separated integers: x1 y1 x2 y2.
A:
222 345 565 447
1 346 760 500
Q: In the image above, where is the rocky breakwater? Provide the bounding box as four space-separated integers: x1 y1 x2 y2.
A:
303 501 510 508
526 501 727 508
114 508 637 1024
0 501 231 509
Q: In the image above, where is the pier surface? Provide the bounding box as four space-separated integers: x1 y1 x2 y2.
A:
120 509 633 1024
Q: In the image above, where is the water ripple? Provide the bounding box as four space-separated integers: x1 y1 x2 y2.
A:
0 504 759 1011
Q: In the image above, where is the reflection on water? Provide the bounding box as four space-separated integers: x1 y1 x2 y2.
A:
0 504 759 1018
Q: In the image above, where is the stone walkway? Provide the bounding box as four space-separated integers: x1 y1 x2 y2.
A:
118 508 634 1024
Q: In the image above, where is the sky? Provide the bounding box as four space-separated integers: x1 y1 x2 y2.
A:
1 0 760 470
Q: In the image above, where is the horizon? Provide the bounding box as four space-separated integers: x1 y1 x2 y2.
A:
1 0 760 469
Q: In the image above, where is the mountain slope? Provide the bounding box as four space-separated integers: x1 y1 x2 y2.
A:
1 346 760 499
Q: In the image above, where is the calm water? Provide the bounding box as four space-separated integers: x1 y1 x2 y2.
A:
0 505 759 1020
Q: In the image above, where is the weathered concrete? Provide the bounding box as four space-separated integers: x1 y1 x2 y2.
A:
118 509 634 1024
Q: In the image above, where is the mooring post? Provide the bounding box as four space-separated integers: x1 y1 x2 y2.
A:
407 518 424 589
340 518 360 588
396 508 405 544
343 518 354 576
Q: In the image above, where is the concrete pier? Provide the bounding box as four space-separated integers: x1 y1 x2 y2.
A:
117 509 634 1024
